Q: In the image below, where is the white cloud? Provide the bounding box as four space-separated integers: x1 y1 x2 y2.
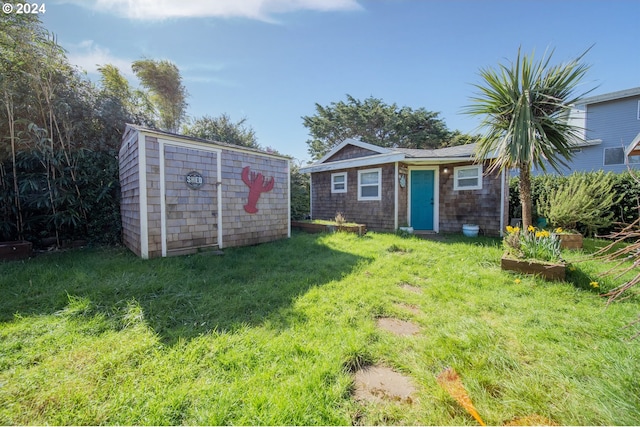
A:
63 0 362 21
66 40 134 77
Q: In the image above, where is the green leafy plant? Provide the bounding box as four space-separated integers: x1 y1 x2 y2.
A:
538 171 618 235
504 225 561 262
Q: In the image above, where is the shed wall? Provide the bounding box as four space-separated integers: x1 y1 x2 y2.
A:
119 132 141 256
221 152 289 248
119 129 289 258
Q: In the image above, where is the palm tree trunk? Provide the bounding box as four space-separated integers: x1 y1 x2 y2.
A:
519 163 533 229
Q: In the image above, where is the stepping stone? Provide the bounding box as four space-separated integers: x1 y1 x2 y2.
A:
353 365 416 404
399 283 422 294
377 317 420 336
394 302 422 316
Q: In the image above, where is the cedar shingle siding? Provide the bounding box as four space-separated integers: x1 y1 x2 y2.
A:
438 161 505 236
119 125 290 258
312 164 396 230
304 140 506 237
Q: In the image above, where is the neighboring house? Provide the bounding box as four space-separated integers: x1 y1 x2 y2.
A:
119 124 290 259
299 139 508 236
534 86 640 175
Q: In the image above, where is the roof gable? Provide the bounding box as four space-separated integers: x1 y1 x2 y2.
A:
315 139 393 164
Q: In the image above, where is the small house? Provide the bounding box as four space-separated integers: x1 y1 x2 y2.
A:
119 124 290 259
299 139 507 236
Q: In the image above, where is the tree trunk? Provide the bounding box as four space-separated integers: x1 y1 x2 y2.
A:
519 163 533 229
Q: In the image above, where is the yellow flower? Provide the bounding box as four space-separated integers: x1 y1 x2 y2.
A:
590 281 599 288
555 227 563 233
506 225 514 233
569 266 577 271
528 225 536 232
514 279 521 284
535 230 550 238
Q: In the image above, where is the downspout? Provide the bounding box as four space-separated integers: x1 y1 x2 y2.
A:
309 174 313 219
394 162 399 230
500 168 506 237
287 159 291 238
217 151 223 248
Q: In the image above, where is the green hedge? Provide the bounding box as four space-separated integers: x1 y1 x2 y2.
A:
509 171 640 235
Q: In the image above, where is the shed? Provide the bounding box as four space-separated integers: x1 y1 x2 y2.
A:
119 124 290 258
299 139 507 236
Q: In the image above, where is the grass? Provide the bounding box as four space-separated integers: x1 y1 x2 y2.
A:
1 231 639 425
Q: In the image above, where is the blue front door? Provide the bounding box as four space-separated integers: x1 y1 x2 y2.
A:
411 170 434 230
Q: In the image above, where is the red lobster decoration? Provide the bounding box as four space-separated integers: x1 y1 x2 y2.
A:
241 166 274 214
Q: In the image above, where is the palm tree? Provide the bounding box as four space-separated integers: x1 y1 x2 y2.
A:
466 47 593 229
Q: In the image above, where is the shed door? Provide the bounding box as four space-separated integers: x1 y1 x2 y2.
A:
411 170 434 230
164 145 218 254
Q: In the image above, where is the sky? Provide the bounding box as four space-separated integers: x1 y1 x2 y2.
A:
37 0 640 163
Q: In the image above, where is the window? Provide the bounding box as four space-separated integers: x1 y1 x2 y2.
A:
604 147 625 166
637 100 640 120
358 168 381 201
331 172 347 193
453 165 482 190
629 155 640 164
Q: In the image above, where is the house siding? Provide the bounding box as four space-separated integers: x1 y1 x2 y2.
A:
535 93 640 175
438 161 505 236
311 164 396 230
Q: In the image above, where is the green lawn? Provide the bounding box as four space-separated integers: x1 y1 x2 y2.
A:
1 231 639 425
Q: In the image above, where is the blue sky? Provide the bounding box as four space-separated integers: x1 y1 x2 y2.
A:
40 0 639 162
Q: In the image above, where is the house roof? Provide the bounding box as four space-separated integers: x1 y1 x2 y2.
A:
300 139 479 174
577 87 640 106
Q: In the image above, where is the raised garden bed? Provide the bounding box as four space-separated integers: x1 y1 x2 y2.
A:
291 220 366 236
501 254 566 281
0 240 32 261
558 233 583 250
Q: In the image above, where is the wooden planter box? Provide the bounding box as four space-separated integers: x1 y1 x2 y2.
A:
501 254 566 281
558 233 583 250
0 241 32 261
291 221 366 236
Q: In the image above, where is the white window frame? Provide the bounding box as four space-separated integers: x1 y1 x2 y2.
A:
357 168 382 201
331 172 347 194
453 164 483 191
604 147 625 166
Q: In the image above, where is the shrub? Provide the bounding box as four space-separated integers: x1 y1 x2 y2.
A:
537 171 618 235
509 171 640 233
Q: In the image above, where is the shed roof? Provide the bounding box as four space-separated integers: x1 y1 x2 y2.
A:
124 124 290 160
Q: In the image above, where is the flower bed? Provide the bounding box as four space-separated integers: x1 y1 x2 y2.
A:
0 241 32 261
558 232 583 250
291 220 366 236
501 254 566 281
501 225 566 280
